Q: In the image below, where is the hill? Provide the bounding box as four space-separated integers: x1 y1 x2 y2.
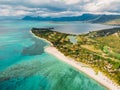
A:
91 15 120 23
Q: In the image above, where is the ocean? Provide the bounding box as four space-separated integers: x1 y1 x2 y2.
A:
0 20 114 90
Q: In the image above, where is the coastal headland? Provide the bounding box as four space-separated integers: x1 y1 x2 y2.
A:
31 27 120 90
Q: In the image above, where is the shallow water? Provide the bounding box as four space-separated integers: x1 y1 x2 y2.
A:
0 20 111 90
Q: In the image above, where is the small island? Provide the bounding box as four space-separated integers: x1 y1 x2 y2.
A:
31 27 120 90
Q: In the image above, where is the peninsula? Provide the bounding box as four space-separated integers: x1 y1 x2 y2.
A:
31 27 120 90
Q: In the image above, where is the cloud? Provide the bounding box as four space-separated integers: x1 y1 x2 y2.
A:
84 0 120 13
0 0 120 17
62 0 80 5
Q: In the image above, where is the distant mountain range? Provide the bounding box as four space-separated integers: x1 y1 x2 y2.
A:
22 14 120 25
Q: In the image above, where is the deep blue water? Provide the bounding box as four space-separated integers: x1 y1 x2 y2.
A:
0 20 113 90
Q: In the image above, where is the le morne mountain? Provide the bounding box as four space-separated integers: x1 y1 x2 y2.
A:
22 14 120 25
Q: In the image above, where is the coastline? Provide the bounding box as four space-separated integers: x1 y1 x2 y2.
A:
45 46 120 90
30 31 53 46
30 31 120 90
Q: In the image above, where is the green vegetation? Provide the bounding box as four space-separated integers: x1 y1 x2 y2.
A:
31 27 120 85
94 32 120 60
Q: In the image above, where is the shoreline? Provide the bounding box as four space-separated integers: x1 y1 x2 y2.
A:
30 31 120 90
30 31 53 46
45 46 120 90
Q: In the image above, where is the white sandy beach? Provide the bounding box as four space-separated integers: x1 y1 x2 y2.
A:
45 46 120 90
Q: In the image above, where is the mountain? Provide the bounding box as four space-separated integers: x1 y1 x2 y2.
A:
22 14 120 24
22 14 100 21
91 15 120 23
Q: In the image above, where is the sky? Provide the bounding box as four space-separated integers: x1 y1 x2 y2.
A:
0 0 120 17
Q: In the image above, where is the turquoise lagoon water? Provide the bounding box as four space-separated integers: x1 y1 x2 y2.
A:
0 20 114 90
